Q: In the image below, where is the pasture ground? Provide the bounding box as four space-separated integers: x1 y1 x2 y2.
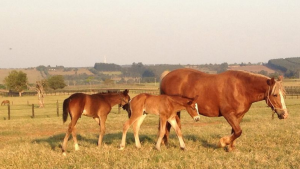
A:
0 94 299 169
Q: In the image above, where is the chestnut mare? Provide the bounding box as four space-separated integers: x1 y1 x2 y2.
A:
1 100 10 106
61 89 130 155
119 93 200 151
160 68 288 151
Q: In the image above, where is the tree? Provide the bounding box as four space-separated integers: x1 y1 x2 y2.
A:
142 69 155 78
36 80 47 108
3 70 28 96
47 75 66 90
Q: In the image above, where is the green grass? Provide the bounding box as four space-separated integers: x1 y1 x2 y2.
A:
0 95 299 168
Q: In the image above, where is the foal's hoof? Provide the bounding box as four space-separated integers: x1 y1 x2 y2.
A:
62 152 67 156
118 146 125 151
155 146 161 151
180 147 185 151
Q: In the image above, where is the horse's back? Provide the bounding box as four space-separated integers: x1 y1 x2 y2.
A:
160 69 238 117
161 68 220 97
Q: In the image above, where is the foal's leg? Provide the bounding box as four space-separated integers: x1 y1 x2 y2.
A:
168 117 185 150
62 116 79 155
132 114 147 148
156 117 167 151
119 115 142 150
163 112 181 145
98 115 107 147
62 122 72 155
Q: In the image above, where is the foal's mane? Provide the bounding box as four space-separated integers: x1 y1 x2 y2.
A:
164 94 193 105
96 90 120 95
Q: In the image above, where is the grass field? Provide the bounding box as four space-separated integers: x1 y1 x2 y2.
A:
0 93 299 169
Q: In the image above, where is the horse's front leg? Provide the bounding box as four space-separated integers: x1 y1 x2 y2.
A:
218 115 243 152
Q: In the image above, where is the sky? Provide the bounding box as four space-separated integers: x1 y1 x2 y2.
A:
0 0 299 68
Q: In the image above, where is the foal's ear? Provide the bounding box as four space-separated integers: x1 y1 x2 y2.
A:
278 75 283 81
123 89 129 95
267 78 276 86
187 100 193 105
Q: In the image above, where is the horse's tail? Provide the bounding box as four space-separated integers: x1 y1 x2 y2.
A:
63 98 70 123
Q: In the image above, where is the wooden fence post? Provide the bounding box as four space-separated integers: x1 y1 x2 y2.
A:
57 100 59 117
8 104 10 120
31 104 34 118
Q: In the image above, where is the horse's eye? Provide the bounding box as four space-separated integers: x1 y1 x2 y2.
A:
273 94 278 97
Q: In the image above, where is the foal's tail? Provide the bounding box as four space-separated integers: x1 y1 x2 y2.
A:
121 102 131 118
63 98 70 123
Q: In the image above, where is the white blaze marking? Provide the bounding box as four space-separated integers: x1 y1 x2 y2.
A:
195 103 200 116
279 90 287 109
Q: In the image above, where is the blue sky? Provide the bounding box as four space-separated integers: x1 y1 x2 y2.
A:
0 0 299 68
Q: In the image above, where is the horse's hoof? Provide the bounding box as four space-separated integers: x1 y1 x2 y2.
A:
180 147 185 151
62 152 67 156
118 146 125 150
217 140 226 148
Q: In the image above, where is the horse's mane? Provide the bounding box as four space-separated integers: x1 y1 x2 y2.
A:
228 70 286 95
227 70 269 79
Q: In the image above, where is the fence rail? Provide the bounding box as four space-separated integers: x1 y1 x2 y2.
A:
0 88 160 97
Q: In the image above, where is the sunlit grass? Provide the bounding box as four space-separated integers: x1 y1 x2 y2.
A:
0 95 299 168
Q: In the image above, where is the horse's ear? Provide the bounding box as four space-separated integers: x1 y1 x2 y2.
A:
187 100 192 105
267 78 275 86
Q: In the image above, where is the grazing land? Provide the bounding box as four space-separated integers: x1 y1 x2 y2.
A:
0 92 299 168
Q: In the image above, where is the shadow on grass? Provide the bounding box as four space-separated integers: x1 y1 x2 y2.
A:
32 132 156 150
185 134 220 149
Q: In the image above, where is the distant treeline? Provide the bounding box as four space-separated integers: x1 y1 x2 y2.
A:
267 57 300 78
32 57 300 86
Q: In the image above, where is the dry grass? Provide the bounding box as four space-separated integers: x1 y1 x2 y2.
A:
0 95 299 168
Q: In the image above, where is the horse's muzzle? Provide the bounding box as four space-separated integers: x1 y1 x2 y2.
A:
276 109 288 119
193 116 200 122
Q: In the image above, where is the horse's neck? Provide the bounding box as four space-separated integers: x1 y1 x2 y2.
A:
243 76 269 103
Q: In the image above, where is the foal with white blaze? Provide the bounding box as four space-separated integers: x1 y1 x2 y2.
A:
119 93 200 151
